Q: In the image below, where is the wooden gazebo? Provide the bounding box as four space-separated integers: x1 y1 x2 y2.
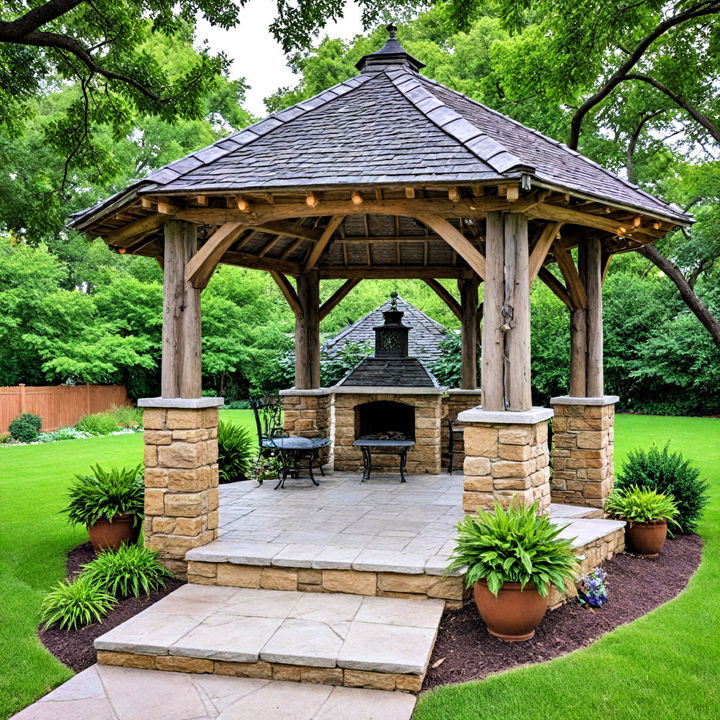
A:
70 25 691 574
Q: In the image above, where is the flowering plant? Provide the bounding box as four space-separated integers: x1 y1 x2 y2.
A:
248 455 283 484
577 567 608 608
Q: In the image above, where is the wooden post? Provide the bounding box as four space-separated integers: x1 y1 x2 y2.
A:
585 237 604 396
481 212 505 411
458 276 479 389
503 213 531 411
161 220 202 398
295 269 320 389
569 309 587 396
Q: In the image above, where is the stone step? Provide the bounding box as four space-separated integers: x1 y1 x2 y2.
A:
549 502 604 519
95 584 444 692
185 541 465 607
11 664 416 720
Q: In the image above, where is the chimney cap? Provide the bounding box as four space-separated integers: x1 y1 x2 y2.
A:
355 22 425 73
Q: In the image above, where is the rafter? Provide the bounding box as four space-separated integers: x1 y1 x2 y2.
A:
304 215 346 271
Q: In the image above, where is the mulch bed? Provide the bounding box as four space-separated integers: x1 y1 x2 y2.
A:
423 533 703 690
39 542 185 672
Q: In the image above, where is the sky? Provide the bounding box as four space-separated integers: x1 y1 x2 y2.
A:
196 1 365 117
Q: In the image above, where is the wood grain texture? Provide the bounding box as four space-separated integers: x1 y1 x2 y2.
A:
459 276 479 389
185 221 246 288
529 222 563 282
295 270 321 388
585 237 604 396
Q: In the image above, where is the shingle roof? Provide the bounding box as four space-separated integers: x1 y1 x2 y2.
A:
70 27 690 229
323 296 449 366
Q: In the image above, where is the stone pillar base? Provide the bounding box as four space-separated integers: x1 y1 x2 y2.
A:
550 395 618 509
139 397 222 578
458 407 553 513
280 389 333 468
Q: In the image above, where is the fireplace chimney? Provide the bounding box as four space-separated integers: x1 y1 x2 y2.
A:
373 291 410 358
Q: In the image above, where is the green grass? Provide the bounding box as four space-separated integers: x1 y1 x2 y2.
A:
1 413 717 719
0 409 254 719
415 415 720 720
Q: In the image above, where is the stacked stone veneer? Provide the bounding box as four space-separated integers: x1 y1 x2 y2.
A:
332 390 444 474
460 408 553 513
140 399 221 578
187 562 465 609
440 390 484 470
550 396 618 509
281 390 333 465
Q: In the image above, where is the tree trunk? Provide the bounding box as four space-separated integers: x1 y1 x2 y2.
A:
638 244 720 347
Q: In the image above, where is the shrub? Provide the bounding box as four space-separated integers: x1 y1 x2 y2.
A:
224 399 250 409
40 576 116 630
38 427 92 442
217 421 255 483
75 411 120 436
63 464 144 527
605 485 679 526
9 413 42 443
82 544 173 598
615 444 709 533
448 500 579 596
108 406 143 429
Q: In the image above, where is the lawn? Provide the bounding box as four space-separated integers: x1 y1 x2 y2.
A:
415 415 720 720
0 409 254 719
0 413 717 720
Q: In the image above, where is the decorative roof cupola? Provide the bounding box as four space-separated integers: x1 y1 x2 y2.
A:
374 292 410 358
355 23 425 74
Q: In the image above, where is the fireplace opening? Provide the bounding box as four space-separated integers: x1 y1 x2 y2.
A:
355 400 415 441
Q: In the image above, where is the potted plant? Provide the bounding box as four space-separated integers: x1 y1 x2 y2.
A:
605 485 678 557
63 464 144 552
448 500 578 641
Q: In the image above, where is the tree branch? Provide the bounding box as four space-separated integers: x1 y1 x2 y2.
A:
0 0 85 38
638 244 720 347
625 72 720 143
626 110 664 182
568 1 720 149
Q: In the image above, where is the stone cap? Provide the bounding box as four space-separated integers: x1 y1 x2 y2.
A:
458 406 553 425
445 389 484 396
550 395 620 406
279 388 333 397
329 386 447 395
138 396 224 408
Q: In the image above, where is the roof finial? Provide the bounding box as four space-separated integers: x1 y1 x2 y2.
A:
390 291 398 310
386 22 397 39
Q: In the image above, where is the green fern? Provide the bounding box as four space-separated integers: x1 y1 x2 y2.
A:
605 485 679 526
447 500 579 597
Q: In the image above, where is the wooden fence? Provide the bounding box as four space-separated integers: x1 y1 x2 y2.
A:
0 384 130 434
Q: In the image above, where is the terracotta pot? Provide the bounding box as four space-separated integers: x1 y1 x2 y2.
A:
87 514 141 552
626 519 668 557
473 579 548 641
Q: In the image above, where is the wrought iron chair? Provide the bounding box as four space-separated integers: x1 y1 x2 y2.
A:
251 396 286 457
444 417 465 474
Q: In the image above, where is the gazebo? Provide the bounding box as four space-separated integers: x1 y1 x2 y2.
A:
70 25 691 576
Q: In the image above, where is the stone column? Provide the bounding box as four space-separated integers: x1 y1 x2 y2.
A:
139 397 222 578
441 389 483 471
459 407 553 513
280 389 333 468
550 395 618 509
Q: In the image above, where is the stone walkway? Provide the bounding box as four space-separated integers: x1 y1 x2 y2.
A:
11 664 416 720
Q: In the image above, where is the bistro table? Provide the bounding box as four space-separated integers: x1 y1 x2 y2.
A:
352 439 416 483
270 436 331 490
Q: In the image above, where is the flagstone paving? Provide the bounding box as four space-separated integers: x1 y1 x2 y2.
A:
94 585 444 676
10 665 416 720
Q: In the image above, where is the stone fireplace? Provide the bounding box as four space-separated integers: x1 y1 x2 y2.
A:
355 400 415 441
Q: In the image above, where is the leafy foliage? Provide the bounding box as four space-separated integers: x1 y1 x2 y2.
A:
82 545 173 598
605 486 679 525
40 576 116 630
38 427 92 442
248 454 284 484
217 421 255 483
8 413 42 443
616 444 709 533
448 500 579 596
429 333 465 386
75 412 121 436
63 465 144 527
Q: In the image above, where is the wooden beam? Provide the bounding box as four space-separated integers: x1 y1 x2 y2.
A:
161 220 201 398
601 252 614 284
176 196 513 225
459 276 479 389
481 212 505 411
423 279 462 321
569 308 587 396
270 272 302 319
319 279 361 321
415 215 486 279
554 245 587 310
304 215 345 271
584 237 604 396
529 222 563 283
185 222 246 289
221 251 302 276
537 268 573 310
319 266 472 280
255 220 323 243
530 202 656 238
104 212 175 247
